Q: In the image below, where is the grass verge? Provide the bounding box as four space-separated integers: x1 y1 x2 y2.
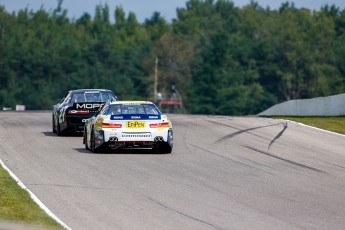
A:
0 163 64 229
272 116 345 135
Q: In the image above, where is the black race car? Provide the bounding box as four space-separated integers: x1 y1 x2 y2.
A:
52 89 117 135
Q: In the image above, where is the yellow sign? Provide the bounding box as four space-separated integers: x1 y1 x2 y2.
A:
126 121 146 128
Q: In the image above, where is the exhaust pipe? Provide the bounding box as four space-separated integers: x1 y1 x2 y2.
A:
154 136 164 142
109 137 118 142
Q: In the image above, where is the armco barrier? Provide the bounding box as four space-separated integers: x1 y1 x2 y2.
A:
258 93 345 116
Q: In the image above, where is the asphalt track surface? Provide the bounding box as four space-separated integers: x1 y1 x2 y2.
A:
0 112 345 230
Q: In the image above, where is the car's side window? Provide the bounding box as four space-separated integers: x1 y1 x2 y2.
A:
61 93 69 103
64 95 72 104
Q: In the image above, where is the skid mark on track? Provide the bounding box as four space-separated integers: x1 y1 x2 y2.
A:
243 145 324 173
268 123 288 151
190 144 274 174
214 122 285 144
28 183 114 190
146 197 224 230
207 120 265 140
207 120 322 173
190 143 250 166
212 121 288 151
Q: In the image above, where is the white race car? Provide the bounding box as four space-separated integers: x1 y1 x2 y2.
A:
83 101 173 153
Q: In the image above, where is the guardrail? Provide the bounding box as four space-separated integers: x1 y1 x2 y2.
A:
258 93 345 116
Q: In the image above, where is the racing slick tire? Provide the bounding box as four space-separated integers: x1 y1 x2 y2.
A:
156 142 172 154
90 128 100 153
52 114 57 134
56 120 63 136
84 128 89 150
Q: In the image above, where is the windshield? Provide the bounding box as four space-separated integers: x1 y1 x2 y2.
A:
107 104 160 115
70 91 116 103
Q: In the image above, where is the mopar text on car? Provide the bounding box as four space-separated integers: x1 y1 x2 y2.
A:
52 89 117 135
83 101 173 153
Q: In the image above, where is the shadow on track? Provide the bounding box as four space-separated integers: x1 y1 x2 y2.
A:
42 131 83 137
74 148 170 155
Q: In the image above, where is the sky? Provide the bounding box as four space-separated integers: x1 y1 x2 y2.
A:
1 0 345 23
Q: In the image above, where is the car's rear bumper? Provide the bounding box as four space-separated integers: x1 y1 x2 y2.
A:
97 128 173 149
103 129 169 142
65 115 94 130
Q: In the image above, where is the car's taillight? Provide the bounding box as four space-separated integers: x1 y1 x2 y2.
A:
102 123 122 128
150 122 170 128
68 110 90 114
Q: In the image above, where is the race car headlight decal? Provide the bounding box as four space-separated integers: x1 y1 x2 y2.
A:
102 123 122 128
68 110 90 114
150 122 170 128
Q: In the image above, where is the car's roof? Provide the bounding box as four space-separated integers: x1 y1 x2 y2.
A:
69 89 114 93
109 101 154 105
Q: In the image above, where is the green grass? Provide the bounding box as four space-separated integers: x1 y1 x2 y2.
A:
273 116 345 135
0 164 64 229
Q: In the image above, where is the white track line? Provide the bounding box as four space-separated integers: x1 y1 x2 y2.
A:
0 159 72 230
280 119 345 138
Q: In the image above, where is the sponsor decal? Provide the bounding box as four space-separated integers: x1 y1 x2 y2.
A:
59 106 68 123
122 102 142 105
68 110 89 115
126 121 146 128
111 114 161 120
75 103 104 109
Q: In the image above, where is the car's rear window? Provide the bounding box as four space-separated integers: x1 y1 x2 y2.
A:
107 104 160 115
70 91 116 103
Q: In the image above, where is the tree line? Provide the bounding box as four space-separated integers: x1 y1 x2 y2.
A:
0 0 344 114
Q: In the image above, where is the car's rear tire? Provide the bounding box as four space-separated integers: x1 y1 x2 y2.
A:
156 142 172 154
52 114 57 134
56 120 63 136
84 128 89 150
90 129 99 153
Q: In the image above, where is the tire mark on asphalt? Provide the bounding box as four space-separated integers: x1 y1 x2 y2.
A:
325 162 345 170
190 144 274 174
212 121 289 152
190 143 253 166
207 120 266 140
209 120 322 173
268 122 288 151
243 145 324 173
27 183 114 190
214 122 285 144
146 197 226 230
